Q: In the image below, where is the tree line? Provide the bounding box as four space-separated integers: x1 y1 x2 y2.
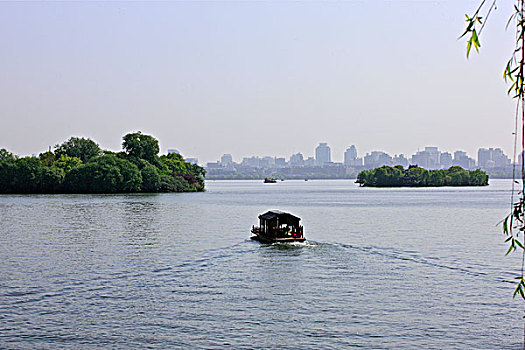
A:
356 165 488 187
0 132 206 194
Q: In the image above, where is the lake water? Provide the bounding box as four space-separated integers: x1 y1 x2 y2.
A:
0 179 523 349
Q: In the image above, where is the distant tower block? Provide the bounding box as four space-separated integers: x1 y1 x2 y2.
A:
315 143 331 166
344 145 358 166
221 154 233 166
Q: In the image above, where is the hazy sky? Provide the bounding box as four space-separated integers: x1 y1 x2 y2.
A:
0 1 518 163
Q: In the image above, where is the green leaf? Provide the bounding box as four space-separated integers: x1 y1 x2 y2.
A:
516 239 525 250
472 29 481 52
467 38 473 58
513 284 520 298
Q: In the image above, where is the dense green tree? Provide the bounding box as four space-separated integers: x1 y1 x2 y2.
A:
122 131 160 165
428 169 446 187
159 152 189 175
55 154 83 173
158 152 206 190
0 157 65 193
0 160 17 193
10 157 44 193
0 134 205 194
0 149 16 162
406 166 428 186
39 166 65 193
38 151 55 166
446 166 470 186
137 160 161 192
371 166 403 187
159 174 194 192
469 168 489 186
356 169 373 186
188 163 206 189
55 137 102 162
64 155 141 193
357 165 488 187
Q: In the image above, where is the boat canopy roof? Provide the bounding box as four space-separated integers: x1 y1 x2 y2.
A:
259 210 301 226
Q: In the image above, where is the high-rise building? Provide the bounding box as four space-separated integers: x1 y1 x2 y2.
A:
478 148 511 169
315 143 331 166
440 152 453 168
364 151 392 168
289 153 304 166
260 156 275 168
477 148 491 168
493 148 511 167
305 157 316 166
275 158 287 168
242 156 261 168
220 154 233 166
393 154 409 167
344 145 358 166
410 146 441 169
453 151 475 169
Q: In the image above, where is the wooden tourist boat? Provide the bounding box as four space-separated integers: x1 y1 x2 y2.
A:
251 210 306 243
264 177 277 183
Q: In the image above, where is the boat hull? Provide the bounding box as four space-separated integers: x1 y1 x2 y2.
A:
250 230 306 244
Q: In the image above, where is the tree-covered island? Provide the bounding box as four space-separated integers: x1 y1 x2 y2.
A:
356 165 488 187
0 132 205 194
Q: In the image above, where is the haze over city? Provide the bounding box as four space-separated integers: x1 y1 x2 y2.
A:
0 1 518 163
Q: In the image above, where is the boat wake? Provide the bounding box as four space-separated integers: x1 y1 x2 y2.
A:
317 241 517 284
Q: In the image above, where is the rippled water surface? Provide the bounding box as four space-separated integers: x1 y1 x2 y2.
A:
0 179 523 349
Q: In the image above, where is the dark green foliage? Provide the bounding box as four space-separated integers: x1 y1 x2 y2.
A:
469 168 489 186
39 166 65 193
138 160 161 192
55 137 102 162
373 166 404 187
356 166 488 187
159 152 189 174
9 157 46 193
0 133 204 194
0 149 16 162
38 151 55 167
0 157 65 193
159 152 206 191
63 155 141 193
55 154 83 173
0 162 16 193
428 169 446 187
122 131 160 166
159 175 195 192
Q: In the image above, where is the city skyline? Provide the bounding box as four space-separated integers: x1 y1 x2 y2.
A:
203 143 512 170
0 1 518 165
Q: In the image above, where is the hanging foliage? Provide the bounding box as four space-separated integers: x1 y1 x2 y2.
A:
462 0 525 300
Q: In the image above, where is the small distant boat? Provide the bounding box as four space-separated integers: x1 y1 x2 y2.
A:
264 177 277 183
304 178 309 181
251 210 306 243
